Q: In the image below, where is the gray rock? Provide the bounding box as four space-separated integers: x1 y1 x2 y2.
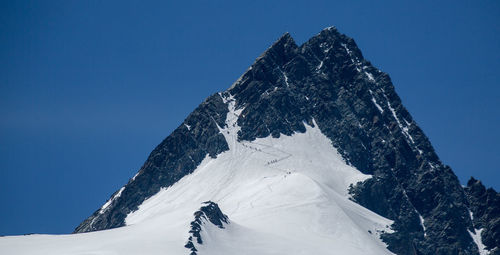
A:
184 201 229 255
73 26 499 255
74 94 229 233
465 178 500 255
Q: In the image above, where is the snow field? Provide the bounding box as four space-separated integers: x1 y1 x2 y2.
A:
0 96 394 255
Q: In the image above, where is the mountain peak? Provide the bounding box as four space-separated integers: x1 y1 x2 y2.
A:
322 26 337 31
255 32 297 63
318 26 340 37
67 27 499 255
278 31 293 43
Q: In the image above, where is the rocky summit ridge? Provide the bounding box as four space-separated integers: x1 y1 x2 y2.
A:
74 27 499 255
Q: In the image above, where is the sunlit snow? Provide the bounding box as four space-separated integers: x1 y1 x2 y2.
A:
0 94 395 255
99 186 125 214
369 89 384 113
469 228 490 255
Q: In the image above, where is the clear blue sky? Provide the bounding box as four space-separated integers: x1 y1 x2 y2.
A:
1 0 499 235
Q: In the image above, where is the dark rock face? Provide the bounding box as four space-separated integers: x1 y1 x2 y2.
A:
74 26 499 255
185 201 229 255
74 94 229 233
229 28 483 254
465 178 500 255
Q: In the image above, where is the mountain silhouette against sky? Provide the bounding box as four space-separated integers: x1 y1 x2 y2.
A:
1 27 499 255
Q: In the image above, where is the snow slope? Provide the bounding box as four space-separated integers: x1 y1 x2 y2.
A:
0 95 394 255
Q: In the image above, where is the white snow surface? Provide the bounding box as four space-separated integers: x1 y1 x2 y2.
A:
0 95 395 255
419 215 427 237
364 71 375 82
468 228 490 255
316 60 324 72
384 96 415 144
369 89 384 113
99 186 125 214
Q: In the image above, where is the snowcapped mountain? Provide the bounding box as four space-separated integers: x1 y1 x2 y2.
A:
1 27 498 255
